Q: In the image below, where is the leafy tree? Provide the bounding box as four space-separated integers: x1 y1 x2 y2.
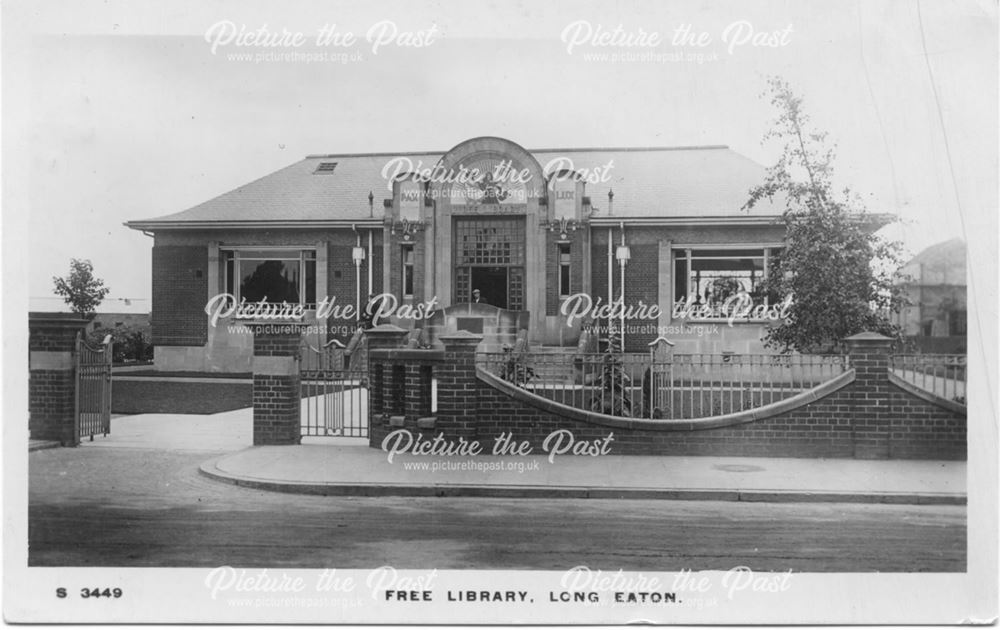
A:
52 258 110 317
744 77 906 353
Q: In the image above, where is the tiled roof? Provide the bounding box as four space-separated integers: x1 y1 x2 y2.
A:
126 145 786 228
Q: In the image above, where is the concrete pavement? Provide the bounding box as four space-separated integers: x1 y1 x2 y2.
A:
200 442 966 505
81 410 252 452
80 410 966 504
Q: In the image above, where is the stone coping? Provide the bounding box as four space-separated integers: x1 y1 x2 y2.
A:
888 371 967 415
476 367 857 431
369 349 446 361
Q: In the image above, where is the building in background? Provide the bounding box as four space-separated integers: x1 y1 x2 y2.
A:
28 297 150 337
894 238 967 353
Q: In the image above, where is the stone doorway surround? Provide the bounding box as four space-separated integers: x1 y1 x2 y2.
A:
423 137 548 344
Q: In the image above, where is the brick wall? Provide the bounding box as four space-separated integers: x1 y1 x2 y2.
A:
591 231 610 315
435 335 480 438
366 332 479 446
325 231 384 341
328 241 359 338
29 314 90 445
111 377 251 414
362 332 966 460
250 326 303 445
252 374 301 445
470 375 964 459
151 245 208 346
588 234 659 351
623 243 658 351
29 325 82 351
253 331 303 356
886 388 966 459
28 370 76 443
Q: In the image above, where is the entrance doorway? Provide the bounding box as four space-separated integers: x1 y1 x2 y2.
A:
453 216 526 310
470 266 508 308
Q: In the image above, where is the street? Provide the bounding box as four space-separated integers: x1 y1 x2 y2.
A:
28 446 965 571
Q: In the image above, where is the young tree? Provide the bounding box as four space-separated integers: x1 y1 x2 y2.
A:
744 77 906 353
52 258 110 317
590 319 633 417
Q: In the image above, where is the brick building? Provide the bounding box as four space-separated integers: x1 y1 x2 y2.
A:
127 136 832 372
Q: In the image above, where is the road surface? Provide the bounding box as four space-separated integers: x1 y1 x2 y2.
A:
27 446 965 571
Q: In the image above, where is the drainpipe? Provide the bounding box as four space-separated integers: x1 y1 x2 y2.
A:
355 230 362 323
619 221 626 349
367 230 373 297
431 197 437 302
606 227 613 315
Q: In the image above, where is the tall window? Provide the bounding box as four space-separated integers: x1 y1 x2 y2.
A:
673 247 781 317
401 245 415 297
949 310 967 336
223 249 316 307
558 243 571 297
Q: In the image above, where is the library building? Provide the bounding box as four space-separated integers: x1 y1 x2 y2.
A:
127 135 798 373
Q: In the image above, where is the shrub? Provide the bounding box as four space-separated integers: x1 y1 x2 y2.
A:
87 325 153 364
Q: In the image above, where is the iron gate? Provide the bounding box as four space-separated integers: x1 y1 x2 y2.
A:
76 332 112 441
300 336 369 438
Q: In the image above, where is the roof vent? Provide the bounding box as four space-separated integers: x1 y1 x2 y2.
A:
314 162 338 174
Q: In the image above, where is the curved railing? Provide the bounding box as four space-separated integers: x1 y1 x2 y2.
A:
477 351 851 422
889 354 966 411
477 363 855 431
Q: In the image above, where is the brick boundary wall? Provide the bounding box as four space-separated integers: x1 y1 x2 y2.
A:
365 329 966 460
29 313 90 445
111 377 251 414
29 369 78 444
471 370 965 459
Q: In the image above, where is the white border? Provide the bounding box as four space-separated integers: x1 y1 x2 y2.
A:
3 0 997 624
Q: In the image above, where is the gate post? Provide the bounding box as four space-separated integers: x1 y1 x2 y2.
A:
844 332 894 459
29 313 90 446
250 323 304 446
366 324 411 419
438 331 483 440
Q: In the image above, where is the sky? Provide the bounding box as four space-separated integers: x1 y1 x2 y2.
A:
3 0 997 312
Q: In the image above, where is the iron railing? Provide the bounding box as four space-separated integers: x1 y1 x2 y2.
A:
76 333 113 441
478 351 849 420
890 354 966 404
299 339 368 437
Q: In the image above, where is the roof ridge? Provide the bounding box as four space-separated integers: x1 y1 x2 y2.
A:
304 144 730 159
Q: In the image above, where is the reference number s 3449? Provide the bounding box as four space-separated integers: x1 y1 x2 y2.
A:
56 587 123 598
